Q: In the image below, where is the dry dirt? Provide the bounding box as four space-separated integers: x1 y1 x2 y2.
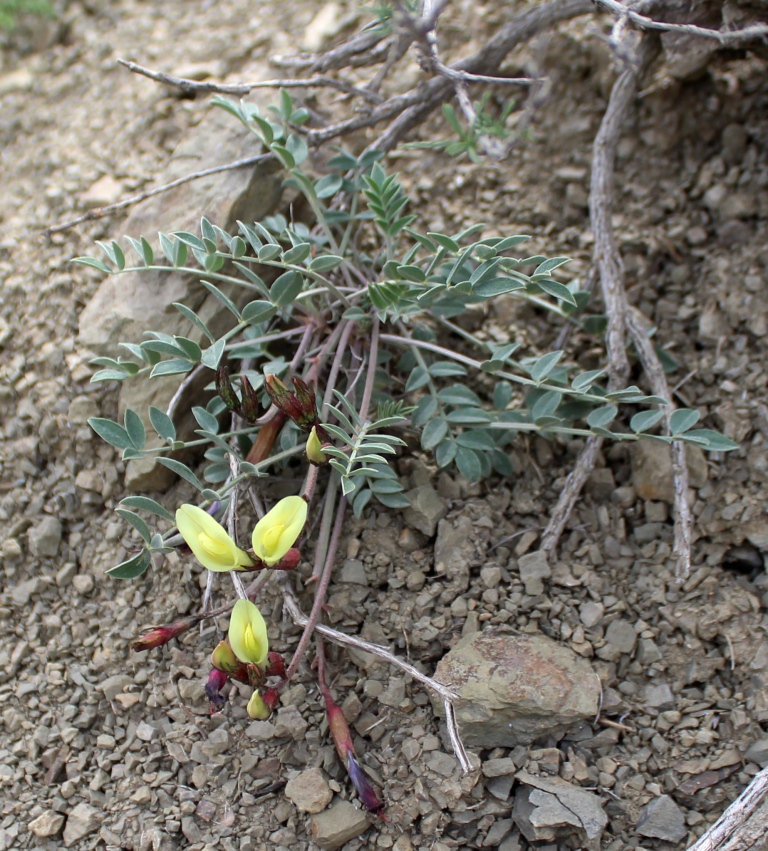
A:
1 2 768 851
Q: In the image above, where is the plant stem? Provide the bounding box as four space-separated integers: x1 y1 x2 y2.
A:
282 491 347 683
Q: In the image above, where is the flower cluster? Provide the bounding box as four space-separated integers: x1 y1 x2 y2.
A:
175 496 308 573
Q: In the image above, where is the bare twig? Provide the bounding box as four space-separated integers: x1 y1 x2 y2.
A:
540 435 604 553
686 766 768 851
117 58 385 104
48 153 271 234
626 306 692 581
594 0 768 43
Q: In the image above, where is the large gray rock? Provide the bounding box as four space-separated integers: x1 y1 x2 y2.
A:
512 771 607 851
433 630 600 746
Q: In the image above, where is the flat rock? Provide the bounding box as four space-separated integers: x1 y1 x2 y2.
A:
310 799 370 850
513 771 607 850
63 803 102 846
80 175 123 209
285 767 333 813
631 441 707 502
433 630 600 746
635 794 687 843
11 577 41 606
745 738 768 767
402 485 447 536
644 683 675 711
29 810 65 838
518 551 551 596
596 619 637 662
434 515 475 580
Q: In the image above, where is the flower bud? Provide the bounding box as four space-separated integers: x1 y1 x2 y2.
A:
216 365 241 413
211 640 249 683
265 374 303 421
292 377 320 430
205 668 228 714
265 652 286 679
247 691 271 720
240 374 260 423
261 687 280 712
274 548 301 571
306 426 327 465
130 614 203 652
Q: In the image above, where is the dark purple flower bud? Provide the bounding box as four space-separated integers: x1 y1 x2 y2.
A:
240 375 260 423
205 668 228 714
216 365 241 413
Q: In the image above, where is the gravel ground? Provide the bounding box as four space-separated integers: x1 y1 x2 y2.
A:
1 2 768 850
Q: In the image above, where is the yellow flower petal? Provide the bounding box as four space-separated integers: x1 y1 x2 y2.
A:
228 599 269 666
176 505 253 572
251 496 307 567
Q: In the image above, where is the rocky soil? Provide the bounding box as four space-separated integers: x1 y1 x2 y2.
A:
1 2 768 851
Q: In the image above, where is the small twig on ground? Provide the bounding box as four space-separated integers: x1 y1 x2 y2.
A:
47 153 271 234
117 58 385 104
686 766 768 851
594 0 768 43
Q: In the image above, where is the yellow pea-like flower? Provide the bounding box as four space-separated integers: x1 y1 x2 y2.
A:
251 496 307 567
228 599 269 667
176 505 253 572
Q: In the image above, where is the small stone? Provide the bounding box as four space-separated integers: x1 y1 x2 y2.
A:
274 706 308 740
644 683 675 710
136 722 159 742
0 67 34 96
339 559 368 584
485 818 513 847
721 124 748 165
302 2 343 52
195 799 217 822
11 577 41 606
180 816 202 844
405 569 426 591
1 537 23 561
72 574 95 595
246 721 276 741
99 675 133 701
596 619 637 662
81 175 123 209
585 468 615 501
402 485 447 536
483 758 518 778
635 795 687 843
67 395 99 424
310 799 370 850
130 785 152 804
518 551 550 596
744 738 768 767
63 803 102 846
201 727 229 756
29 810 65 838
634 522 663 544
28 516 62 557
637 639 662 665
579 602 604 629
398 528 420 552
56 562 78 587
285 767 333 813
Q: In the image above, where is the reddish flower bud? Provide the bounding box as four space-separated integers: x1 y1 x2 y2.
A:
240 374 260 423
265 652 286 679
216 365 241 414
292 378 320 430
274 548 301 571
247 663 265 688
205 668 228 714
347 753 386 817
130 615 203 652
265 374 303 421
261 687 280 712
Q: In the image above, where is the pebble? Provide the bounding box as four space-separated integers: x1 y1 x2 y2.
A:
81 174 123 209
62 803 102 846
285 767 333 813
579 601 604 629
99 675 133 701
643 683 675 710
67 395 99 424
596 619 637 662
744 738 768 767
274 706 308 740
482 758 517 778
11 577 41 606
635 794 687 843
27 516 62 557
246 720 276 741
402 485 447 536
72 574 95 595
28 810 65 838
310 799 370 850
136 721 159 742
517 551 551 595
0 67 34 96
339 558 368 584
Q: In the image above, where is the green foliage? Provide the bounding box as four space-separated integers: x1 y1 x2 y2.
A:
79 88 738 576
0 0 54 30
